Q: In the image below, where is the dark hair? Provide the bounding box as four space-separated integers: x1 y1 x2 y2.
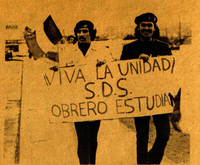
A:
74 20 97 41
67 35 76 44
134 24 160 39
67 35 75 41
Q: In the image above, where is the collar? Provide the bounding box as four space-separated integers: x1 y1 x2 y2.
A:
74 42 97 52
138 38 157 44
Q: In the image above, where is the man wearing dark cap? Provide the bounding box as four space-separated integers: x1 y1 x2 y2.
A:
121 12 172 61
59 20 113 67
120 13 176 164
63 20 113 165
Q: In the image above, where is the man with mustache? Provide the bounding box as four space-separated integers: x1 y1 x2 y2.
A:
65 20 113 165
121 12 172 61
59 20 113 67
121 13 180 164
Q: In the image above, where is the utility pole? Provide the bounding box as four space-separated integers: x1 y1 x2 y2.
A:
62 29 66 38
179 20 181 41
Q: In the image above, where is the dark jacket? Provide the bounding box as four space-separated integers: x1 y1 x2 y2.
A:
120 39 172 60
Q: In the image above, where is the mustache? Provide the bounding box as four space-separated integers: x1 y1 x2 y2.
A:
79 36 86 39
141 29 152 33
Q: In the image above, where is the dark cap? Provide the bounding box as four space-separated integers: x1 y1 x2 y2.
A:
74 20 95 33
74 20 97 41
135 13 157 25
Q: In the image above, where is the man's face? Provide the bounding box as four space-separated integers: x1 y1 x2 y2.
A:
68 37 74 44
77 27 91 44
138 21 155 38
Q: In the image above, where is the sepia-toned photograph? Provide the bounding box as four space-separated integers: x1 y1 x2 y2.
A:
1 0 199 164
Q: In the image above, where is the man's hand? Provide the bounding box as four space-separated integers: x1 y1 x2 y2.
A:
96 60 105 67
24 26 36 39
50 65 59 71
139 53 150 62
24 26 45 60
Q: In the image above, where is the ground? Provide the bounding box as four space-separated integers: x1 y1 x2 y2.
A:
119 117 190 164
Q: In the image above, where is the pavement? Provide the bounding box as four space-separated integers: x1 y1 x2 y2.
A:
2 56 186 165
2 59 23 164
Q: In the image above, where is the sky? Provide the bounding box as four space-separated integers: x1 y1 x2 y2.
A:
0 0 197 47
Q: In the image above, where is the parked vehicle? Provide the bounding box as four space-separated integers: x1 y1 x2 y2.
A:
5 48 13 61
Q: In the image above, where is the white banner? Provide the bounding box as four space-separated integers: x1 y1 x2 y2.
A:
22 56 178 122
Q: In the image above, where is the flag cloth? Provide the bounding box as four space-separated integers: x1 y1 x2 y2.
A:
43 15 63 45
24 31 45 60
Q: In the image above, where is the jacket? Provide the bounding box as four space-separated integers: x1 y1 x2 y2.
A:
120 39 172 60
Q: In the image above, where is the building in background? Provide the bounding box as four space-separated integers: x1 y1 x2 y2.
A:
5 24 29 61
